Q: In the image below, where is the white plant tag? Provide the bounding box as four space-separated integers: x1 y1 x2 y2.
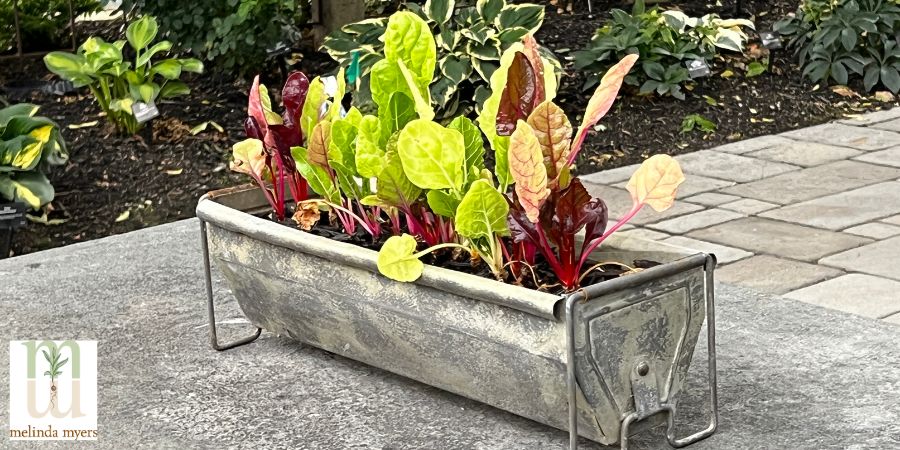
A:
132 101 160 124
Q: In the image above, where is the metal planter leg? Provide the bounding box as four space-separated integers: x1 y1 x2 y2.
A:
201 219 262 351
566 254 719 450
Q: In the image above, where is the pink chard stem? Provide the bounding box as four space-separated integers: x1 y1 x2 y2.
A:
577 203 645 270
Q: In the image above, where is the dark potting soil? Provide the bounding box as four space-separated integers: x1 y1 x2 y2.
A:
3 1 898 256
289 210 661 294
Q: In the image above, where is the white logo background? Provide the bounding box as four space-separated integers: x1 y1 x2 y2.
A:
8 340 98 440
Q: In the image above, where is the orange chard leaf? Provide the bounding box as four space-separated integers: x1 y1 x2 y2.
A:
625 154 685 212
509 120 550 222
527 100 572 180
568 54 638 166
308 119 332 169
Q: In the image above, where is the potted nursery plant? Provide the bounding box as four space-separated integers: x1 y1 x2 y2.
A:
197 11 718 449
0 103 68 258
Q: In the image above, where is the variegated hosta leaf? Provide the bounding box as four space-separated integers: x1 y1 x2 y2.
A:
509 121 549 222
496 4 545 33
440 55 473 84
425 0 456 24
527 101 572 179
626 155 685 212
477 0 506 22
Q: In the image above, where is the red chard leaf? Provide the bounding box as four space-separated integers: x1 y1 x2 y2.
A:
248 75 268 134
496 52 537 136
282 71 310 131
244 117 263 140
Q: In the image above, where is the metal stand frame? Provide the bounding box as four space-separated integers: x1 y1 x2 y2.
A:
565 254 718 450
200 219 262 351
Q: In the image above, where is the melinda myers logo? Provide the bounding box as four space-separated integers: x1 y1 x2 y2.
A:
8 341 97 440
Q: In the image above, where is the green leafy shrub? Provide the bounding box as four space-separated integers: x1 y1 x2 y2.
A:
44 16 203 135
117 0 308 72
0 0 100 54
775 0 900 93
572 1 754 99
322 0 550 118
0 104 68 210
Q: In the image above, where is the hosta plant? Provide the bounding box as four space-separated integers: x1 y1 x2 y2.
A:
0 104 68 211
44 16 204 135
322 0 550 118
775 0 900 93
572 1 754 99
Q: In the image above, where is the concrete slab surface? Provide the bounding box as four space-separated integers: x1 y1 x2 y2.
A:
1 220 899 449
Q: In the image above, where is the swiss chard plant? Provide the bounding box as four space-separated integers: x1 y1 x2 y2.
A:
0 104 68 211
775 0 900 93
322 0 551 118
572 1 754 99
487 50 685 290
44 15 203 135
231 10 686 293
231 72 323 222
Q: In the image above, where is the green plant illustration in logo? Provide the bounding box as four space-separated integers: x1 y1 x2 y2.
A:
42 347 68 409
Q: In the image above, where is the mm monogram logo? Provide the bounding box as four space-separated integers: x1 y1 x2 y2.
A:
22 341 84 419
9 340 98 441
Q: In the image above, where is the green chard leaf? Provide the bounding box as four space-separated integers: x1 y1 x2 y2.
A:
455 179 509 239
397 119 465 191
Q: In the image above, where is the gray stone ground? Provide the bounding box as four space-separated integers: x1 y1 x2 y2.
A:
582 108 900 323
2 219 900 449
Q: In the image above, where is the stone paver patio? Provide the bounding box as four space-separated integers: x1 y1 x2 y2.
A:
584 108 900 324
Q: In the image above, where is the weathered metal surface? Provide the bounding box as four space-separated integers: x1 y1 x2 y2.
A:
196 186 710 445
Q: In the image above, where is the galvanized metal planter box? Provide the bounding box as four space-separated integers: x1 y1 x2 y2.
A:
196 185 718 449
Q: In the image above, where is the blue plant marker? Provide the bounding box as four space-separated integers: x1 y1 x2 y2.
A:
347 51 361 90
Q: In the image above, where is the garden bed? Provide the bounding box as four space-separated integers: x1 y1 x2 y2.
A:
2 0 896 256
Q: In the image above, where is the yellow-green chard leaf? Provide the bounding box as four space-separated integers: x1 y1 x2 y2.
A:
301 77 327 138
397 60 434 121
355 115 387 178
377 234 425 282
383 11 436 86
455 179 509 239
447 116 486 178
375 149 421 209
397 119 465 191
292 146 341 204
426 190 460 218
